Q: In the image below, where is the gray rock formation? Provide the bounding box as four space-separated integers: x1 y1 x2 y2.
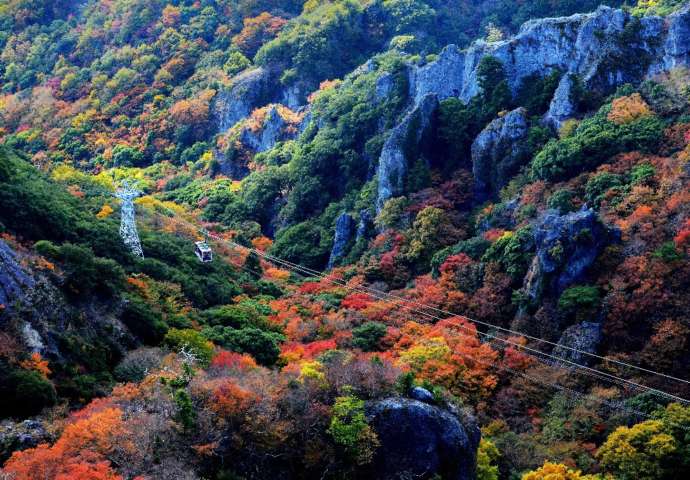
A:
376 94 438 211
471 107 530 202
544 74 578 129
651 4 690 75
327 213 355 269
532 207 609 295
0 419 50 463
552 321 602 366
0 239 34 313
280 83 306 110
366 397 480 480
409 386 435 404
408 6 690 107
214 68 276 132
375 72 395 101
356 209 373 241
239 105 299 154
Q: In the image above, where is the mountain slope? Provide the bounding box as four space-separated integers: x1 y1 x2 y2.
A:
1 1 690 480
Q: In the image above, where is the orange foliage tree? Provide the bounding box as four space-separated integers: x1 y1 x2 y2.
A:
395 317 499 400
3 408 129 480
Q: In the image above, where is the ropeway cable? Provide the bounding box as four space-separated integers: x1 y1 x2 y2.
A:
148 205 690 406
234 239 690 405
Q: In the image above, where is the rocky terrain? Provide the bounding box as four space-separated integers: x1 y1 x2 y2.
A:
1 1 689 479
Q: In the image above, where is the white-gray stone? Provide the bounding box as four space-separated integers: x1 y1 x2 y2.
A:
471 107 531 202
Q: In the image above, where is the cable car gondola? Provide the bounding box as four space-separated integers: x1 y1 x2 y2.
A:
194 235 213 263
194 229 213 263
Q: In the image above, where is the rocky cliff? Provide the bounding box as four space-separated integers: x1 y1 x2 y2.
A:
376 94 438 211
471 107 531 203
409 5 690 107
373 6 690 209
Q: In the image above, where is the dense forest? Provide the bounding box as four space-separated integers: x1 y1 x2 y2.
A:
1 0 690 479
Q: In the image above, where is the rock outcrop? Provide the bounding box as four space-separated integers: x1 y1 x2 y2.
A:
552 321 602 366
409 386 435 404
0 419 50 464
532 207 610 295
544 74 578 129
376 94 438 211
471 107 531 202
238 105 302 154
213 68 276 133
408 6 690 107
356 209 374 242
0 239 34 314
366 397 480 480
327 213 355 269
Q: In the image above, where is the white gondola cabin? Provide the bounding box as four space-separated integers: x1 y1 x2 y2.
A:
194 241 213 263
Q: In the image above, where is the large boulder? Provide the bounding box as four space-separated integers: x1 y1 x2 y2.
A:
471 107 530 203
408 6 690 108
533 207 610 295
366 397 480 480
376 94 438 211
552 321 602 366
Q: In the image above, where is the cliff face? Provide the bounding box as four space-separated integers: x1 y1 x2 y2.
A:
376 94 439 211
372 5 690 209
409 5 690 106
471 107 531 203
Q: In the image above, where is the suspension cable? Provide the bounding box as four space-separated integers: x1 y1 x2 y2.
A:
146 203 690 405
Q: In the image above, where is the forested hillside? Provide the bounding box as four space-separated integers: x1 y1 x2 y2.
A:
1 1 690 479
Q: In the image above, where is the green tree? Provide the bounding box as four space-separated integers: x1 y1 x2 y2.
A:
202 325 284 366
328 392 379 465
352 322 387 352
558 285 600 321
164 328 214 367
477 438 500 480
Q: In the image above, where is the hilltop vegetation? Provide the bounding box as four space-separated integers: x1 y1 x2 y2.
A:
1 1 690 479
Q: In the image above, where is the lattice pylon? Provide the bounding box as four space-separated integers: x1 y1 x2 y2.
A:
114 180 144 258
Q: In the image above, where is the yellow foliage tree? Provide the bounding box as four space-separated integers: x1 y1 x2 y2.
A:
522 461 604 480
96 204 114 219
608 93 652 125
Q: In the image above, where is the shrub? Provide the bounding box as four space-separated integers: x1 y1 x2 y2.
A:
532 107 664 182
585 172 624 206
328 393 379 464
477 438 500 480
558 285 601 321
202 326 284 366
0 366 57 419
482 227 534 279
608 93 652 125
630 162 656 185
352 322 387 352
271 220 331 270
113 347 164 382
547 189 576 214
164 328 214 367
653 242 684 263
121 294 167 345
